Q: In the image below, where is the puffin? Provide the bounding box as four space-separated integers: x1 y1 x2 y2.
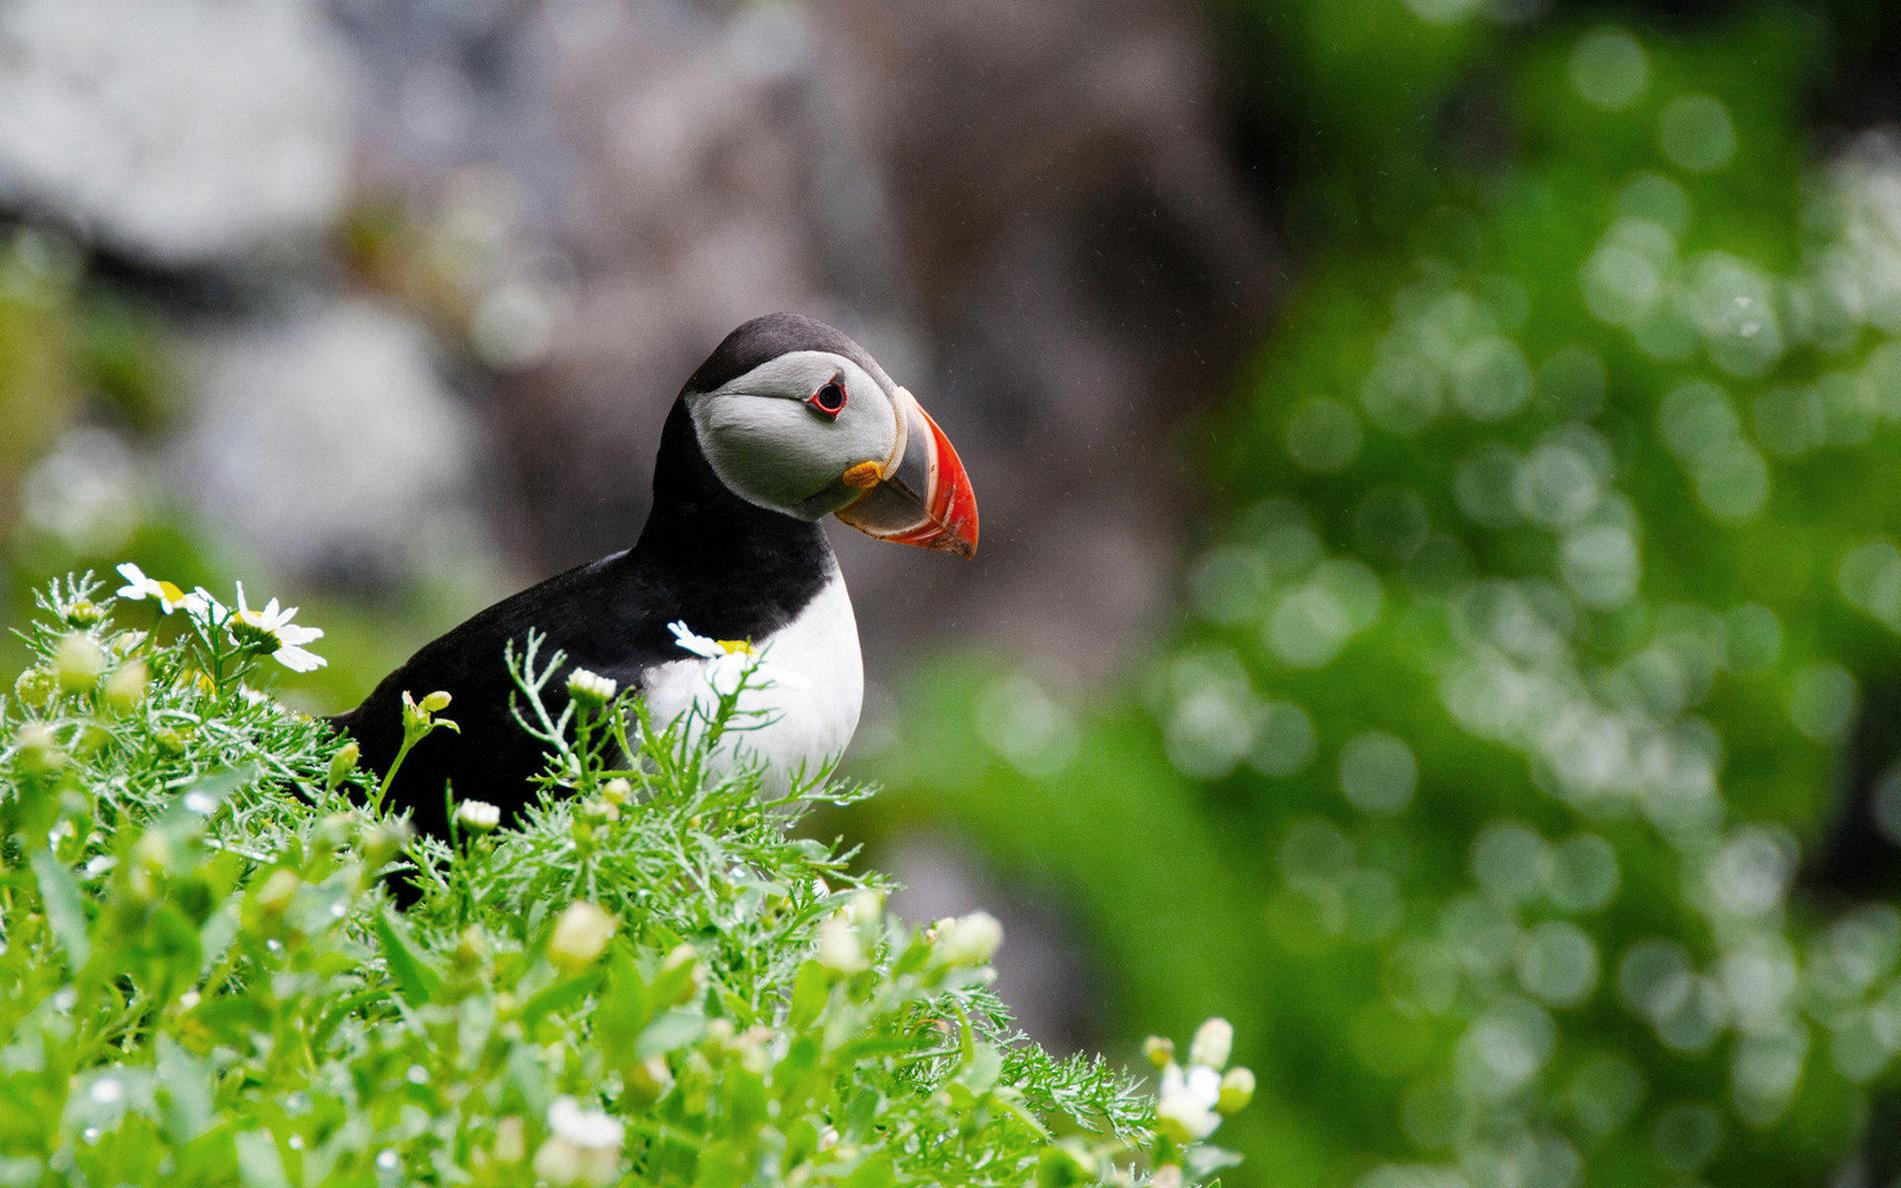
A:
331 313 977 838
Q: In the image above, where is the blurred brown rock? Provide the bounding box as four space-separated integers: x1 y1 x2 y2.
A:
2 0 1282 675
340 0 1280 673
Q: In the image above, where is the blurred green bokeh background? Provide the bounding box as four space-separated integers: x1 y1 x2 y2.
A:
8 0 1901 1183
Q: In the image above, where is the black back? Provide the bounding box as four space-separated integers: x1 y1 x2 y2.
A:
335 316 848 838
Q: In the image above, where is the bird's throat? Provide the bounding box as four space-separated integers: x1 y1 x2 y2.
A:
631 399 835 639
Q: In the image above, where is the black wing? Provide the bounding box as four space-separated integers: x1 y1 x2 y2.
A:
333 553 680 837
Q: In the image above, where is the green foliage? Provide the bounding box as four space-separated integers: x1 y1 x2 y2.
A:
0 574 1246 1185
865 6 1901 1186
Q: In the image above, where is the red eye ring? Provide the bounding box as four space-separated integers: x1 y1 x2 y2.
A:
808 380 847 419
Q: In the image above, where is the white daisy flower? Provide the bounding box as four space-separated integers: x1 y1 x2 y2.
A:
668 620 758 696
191 586 229 622
115 563 195 614
230 581 326 672
667 620 807 694
668 621 753 660
1155 1061 1223 1142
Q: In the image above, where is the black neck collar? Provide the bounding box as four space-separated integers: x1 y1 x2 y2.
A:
626 398 835 635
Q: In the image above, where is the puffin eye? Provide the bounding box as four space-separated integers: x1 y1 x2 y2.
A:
807 380 847 419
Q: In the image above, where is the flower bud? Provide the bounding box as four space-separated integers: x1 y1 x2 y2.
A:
126 862 158 908
566 668 617 708
104 661 147 712
533 1136 615 1186
653 944 704 1006
493 1116 526 1163
1035 1141 1098 1187
133 831 171 873
54 632 106 693
14 667 55 707
534 1097 624 1186
317 811 355 847
816 913 868 973
455 925 491 969
623 1053 674 1107
13 721 63 773
1217 1066 1255 1114
360 818 413 870
1189 1017 1233 1070
455 799 501 833
254 868 300 916
548 901 615 972
934 911 1002 967
1143 1036 1175 1069
419 690 453 714
601 777 632 805
847 888 884 929
65 599 103 628
327 743 360 790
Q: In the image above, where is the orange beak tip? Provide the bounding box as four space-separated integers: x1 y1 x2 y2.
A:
921 407 978 559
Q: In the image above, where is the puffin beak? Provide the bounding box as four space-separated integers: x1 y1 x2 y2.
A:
835 387 979 558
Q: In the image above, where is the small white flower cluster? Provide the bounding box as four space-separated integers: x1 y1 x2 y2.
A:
566 667 618 707
454 800 501 833
532 1096 624 1187
932 910 1003 968
116 562 326 672
1151 1018 1253 1145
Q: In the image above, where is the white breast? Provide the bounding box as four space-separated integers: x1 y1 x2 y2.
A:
640 565 863 789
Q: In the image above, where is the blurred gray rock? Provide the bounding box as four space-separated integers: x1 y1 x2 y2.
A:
0 0 356 266
169 298 489 589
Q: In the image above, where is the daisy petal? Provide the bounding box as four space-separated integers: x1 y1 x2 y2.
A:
668 620 725 659
273 645 326 672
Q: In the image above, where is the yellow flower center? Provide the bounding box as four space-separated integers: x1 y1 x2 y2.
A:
230 612 280 647
716 639 755 656
157 580 186 604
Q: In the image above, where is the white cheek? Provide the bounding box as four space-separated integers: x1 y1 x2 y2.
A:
691 395 895 519
693 398 835 515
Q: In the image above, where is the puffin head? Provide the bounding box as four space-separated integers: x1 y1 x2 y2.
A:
681 314 979 558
